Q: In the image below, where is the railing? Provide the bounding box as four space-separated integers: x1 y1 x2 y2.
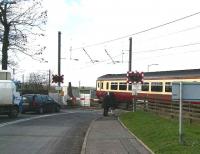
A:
136 97 200 123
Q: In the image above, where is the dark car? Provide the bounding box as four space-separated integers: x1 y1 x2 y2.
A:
21 94 61 114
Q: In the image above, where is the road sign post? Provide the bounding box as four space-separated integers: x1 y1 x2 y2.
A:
132 83 139 112
127 71 143 112
172 82 200 144
179 82 183 144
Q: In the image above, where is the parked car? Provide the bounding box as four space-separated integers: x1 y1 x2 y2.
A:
21 94 61 114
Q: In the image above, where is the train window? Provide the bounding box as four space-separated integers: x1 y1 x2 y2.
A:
111 82 118 90
151 82 163 92
119 82 127 90
101 82 103 89
142 82 149 91
97 82 100 88
106 82 109 90
165 82 172 92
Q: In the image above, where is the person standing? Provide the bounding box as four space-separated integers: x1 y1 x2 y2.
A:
109 92 116 114
102 92 111 116
19 96 24 113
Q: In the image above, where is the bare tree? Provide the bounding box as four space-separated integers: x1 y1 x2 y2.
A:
29 72 48 88
0 0 47 70
22 72 48 92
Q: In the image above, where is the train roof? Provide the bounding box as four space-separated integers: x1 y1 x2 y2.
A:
97 68 200 80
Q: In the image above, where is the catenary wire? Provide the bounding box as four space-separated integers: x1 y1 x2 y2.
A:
78 48 200 70
132 42 200 54
132 48 200 62
72 11 200 50
73 42 200 63
137 24 200 43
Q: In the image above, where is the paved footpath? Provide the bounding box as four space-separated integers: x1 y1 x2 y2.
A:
81 110 153 154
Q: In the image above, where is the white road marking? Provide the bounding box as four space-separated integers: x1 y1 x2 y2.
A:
0 111 77 128
0 110 99 128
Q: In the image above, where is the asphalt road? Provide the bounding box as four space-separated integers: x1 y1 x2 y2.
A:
0 109 101 154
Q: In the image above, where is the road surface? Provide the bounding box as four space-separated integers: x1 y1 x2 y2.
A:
0 109 101 154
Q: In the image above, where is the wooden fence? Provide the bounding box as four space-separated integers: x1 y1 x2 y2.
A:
136 97 200 123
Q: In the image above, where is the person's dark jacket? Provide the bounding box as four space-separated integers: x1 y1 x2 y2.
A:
102 94 111 109
109 93 116 109
102 93 116 109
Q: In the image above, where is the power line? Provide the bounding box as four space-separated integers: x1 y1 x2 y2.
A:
139 24 200 43
91 42 200 62
133 42 200 54
76 48 200 70
72 11 200 50
132 48 200 62
82 48 94 63
105 49 116 64
71 42 200 65
74 42 200 67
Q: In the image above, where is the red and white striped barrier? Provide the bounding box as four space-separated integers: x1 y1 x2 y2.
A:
68 97 99 102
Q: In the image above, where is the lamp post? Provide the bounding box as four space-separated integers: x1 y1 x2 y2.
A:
147 64 158 72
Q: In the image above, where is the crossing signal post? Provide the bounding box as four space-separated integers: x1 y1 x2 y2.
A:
52 74 64 97
127 71 144 112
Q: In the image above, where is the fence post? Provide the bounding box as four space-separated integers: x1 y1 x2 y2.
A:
171 101 173 119
155 99 158 114
144 98 148 111
189 102 192 124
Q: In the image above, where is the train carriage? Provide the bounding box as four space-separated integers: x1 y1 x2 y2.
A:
96 69 200 108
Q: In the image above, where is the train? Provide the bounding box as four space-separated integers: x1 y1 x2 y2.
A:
96 68 200 108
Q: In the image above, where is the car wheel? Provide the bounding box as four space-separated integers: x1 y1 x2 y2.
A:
8 107 19 118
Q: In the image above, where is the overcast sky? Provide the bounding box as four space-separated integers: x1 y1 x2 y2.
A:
18 0 200 87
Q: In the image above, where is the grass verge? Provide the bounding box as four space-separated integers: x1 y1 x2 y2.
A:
119 111 200 154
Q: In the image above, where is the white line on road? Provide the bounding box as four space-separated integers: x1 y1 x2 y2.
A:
0 111 77 128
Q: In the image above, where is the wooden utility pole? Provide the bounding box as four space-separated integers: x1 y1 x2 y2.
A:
48 69 51 90
129 37 132 71
58 31 61 87
128 37 136 112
